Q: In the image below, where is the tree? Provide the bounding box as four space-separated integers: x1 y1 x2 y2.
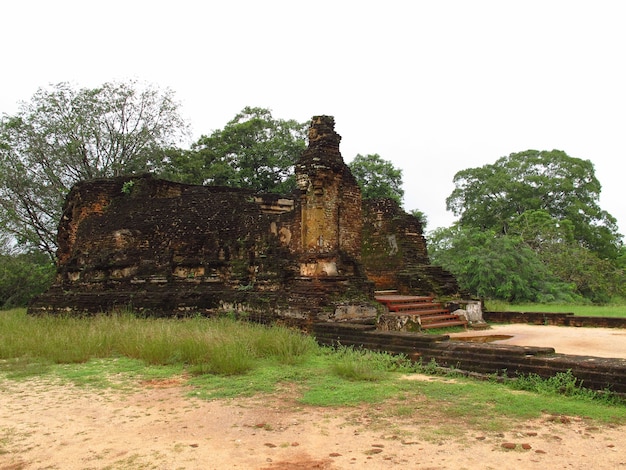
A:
165 107 307 193
0 249 55 308
0 81 188 258
428 225 578 302
509 210 625 302
446 150 622 260
348 154 404 204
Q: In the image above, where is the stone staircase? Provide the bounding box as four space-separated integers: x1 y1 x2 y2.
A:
375 291 468 331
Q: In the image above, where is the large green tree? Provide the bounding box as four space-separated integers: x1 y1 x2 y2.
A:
446 150 622 260
428 225 578 302
509 210 624 302
0 81 188 258
348 154 404 204
165 107 307 193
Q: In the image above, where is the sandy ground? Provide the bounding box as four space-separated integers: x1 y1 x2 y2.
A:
448 324 626 359
2 325 626 470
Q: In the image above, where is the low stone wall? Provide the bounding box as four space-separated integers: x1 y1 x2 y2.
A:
484 311 626 328
312 322 626 394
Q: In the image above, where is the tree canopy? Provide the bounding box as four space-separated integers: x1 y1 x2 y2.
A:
0 81 188 258
446 150 622 260
348 153 404 204
164 107 307 193
428 225 578 303
436 150 625 302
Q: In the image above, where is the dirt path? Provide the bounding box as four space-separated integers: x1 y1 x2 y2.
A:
1 375 625 470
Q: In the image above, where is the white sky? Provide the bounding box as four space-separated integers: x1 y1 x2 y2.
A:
1 0 624 235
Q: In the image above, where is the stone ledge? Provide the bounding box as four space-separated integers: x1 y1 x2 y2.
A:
312 322 626 394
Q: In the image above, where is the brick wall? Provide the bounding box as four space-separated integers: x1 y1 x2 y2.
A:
313 322 626 394
361 199 461 296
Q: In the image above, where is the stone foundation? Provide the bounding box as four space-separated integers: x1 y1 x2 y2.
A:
313 322 626 394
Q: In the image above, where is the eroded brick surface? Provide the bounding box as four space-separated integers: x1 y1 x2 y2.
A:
29 116 461 324
361 199 460 296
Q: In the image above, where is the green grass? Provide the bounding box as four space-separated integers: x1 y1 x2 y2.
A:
2 308 626 429
485 301 626 317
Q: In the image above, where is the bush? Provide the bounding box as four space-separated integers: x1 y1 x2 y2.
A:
0 251 55 308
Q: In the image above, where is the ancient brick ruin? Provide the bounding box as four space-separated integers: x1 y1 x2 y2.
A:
29 116 462 326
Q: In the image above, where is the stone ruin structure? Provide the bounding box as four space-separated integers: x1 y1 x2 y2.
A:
29 116 463 327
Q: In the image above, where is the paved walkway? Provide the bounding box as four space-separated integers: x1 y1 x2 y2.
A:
448 323 626 359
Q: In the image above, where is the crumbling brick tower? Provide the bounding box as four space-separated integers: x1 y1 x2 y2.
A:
294 116 363 276
283 116 374 318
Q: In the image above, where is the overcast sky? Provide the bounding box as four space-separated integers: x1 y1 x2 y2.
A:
1 1 624 235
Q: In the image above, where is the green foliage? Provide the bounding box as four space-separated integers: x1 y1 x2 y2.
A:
329 346 413 381
511 370 606 401
193 339 255 376
409 209 428 230
0 310 317 375
250 324 319 365
428 225 578 302
348 153 404 204
0 249 54 308
300 374 401 406
0 81 188 258
442 151 624 302
490 302 626 317
446 150 622 260
509 210 625 302
164 107 307 193
121 180 136 195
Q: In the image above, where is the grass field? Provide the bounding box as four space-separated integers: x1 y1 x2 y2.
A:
1 308 626 427
485 301 626 317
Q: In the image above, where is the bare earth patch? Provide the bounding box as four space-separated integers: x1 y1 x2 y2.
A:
449 324 626 359
1 375 625 470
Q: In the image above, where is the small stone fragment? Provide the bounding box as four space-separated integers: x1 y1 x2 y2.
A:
501 442 517 450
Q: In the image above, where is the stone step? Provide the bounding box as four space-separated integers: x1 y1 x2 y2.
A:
374 295 435 305
374 291 467 332
385 302 445 312
374 289 399 295
386 308 450 317
420 320 468 329
420 314 465 323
